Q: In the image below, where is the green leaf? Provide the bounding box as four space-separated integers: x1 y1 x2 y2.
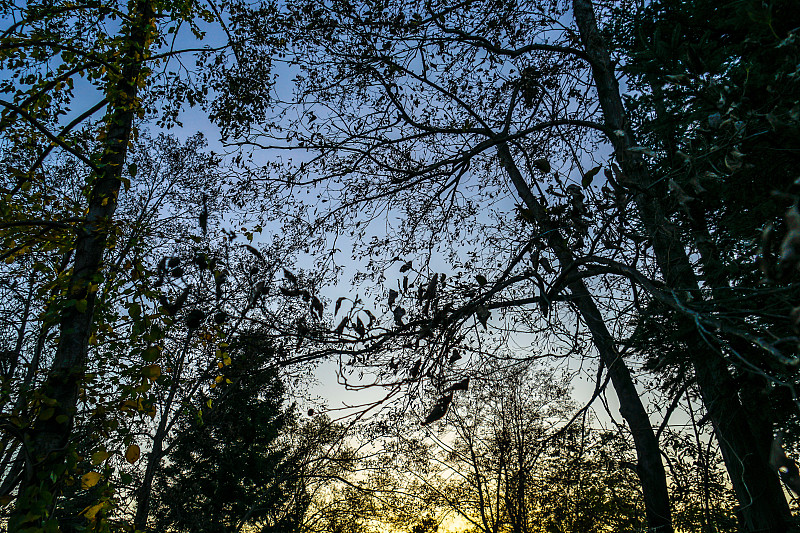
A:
475 274 488 286
91 451 111 465
143 346 161 362
128 163 137 177
142 364 161 380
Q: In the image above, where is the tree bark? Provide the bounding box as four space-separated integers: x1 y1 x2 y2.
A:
497 142 672 532
11 0 154 527
571 1 791 530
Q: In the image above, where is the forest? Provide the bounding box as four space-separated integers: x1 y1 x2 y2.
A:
0 0 799 531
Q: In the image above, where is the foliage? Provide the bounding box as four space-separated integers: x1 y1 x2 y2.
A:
1 0 800 530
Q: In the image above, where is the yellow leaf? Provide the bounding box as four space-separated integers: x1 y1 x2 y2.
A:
215 375 223 383
81 472 101 489
81 501 104 520
217 362 223 369
125 444 141 464
39 407 54 420
142 364 161 380
91 451 110 465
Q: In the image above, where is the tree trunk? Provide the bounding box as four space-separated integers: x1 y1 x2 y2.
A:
571 1 791 530
497 142 672 532
134 331 192 530
11 0 154 527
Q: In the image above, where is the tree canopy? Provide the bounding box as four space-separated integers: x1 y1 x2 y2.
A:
1 0 799 531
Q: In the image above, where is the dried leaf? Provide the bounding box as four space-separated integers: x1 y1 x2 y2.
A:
393 306 406 326
310 295 324 318
125 444 141 464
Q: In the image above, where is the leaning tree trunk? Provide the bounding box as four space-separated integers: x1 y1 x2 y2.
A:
11 0 154 528
572 1 791 530
497 143 673 532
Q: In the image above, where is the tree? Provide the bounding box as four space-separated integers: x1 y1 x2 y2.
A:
0 0 286 526
349 364 650 533
245 0 673 529
571 0 797 527
150 333 308 532
252 0 800 529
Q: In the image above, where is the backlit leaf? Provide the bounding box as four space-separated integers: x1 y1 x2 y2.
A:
125 444 141 464
81 471 101 489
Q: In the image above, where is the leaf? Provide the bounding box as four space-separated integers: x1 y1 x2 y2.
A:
445 377 470 391
422 275 438 300
243 244 264 262
410 359 422 378
283 268 297 284
393 306 406 326
388 289 398 307
124 444 140 464
449 350 462 364
81 472 102 489
75 299 87 313
532 158 551 173
143 346 161 362
399 260 413 273
476 305 491 328
354 316 366 337
423 393 453 425
628 146 655 156
81 501 105 521
475 274 487 286
540 256 554 274
142 365 161 381
91 451 110 465
582 166 601 188
128 163 137 177
310 295 324 318
335 296 346 315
